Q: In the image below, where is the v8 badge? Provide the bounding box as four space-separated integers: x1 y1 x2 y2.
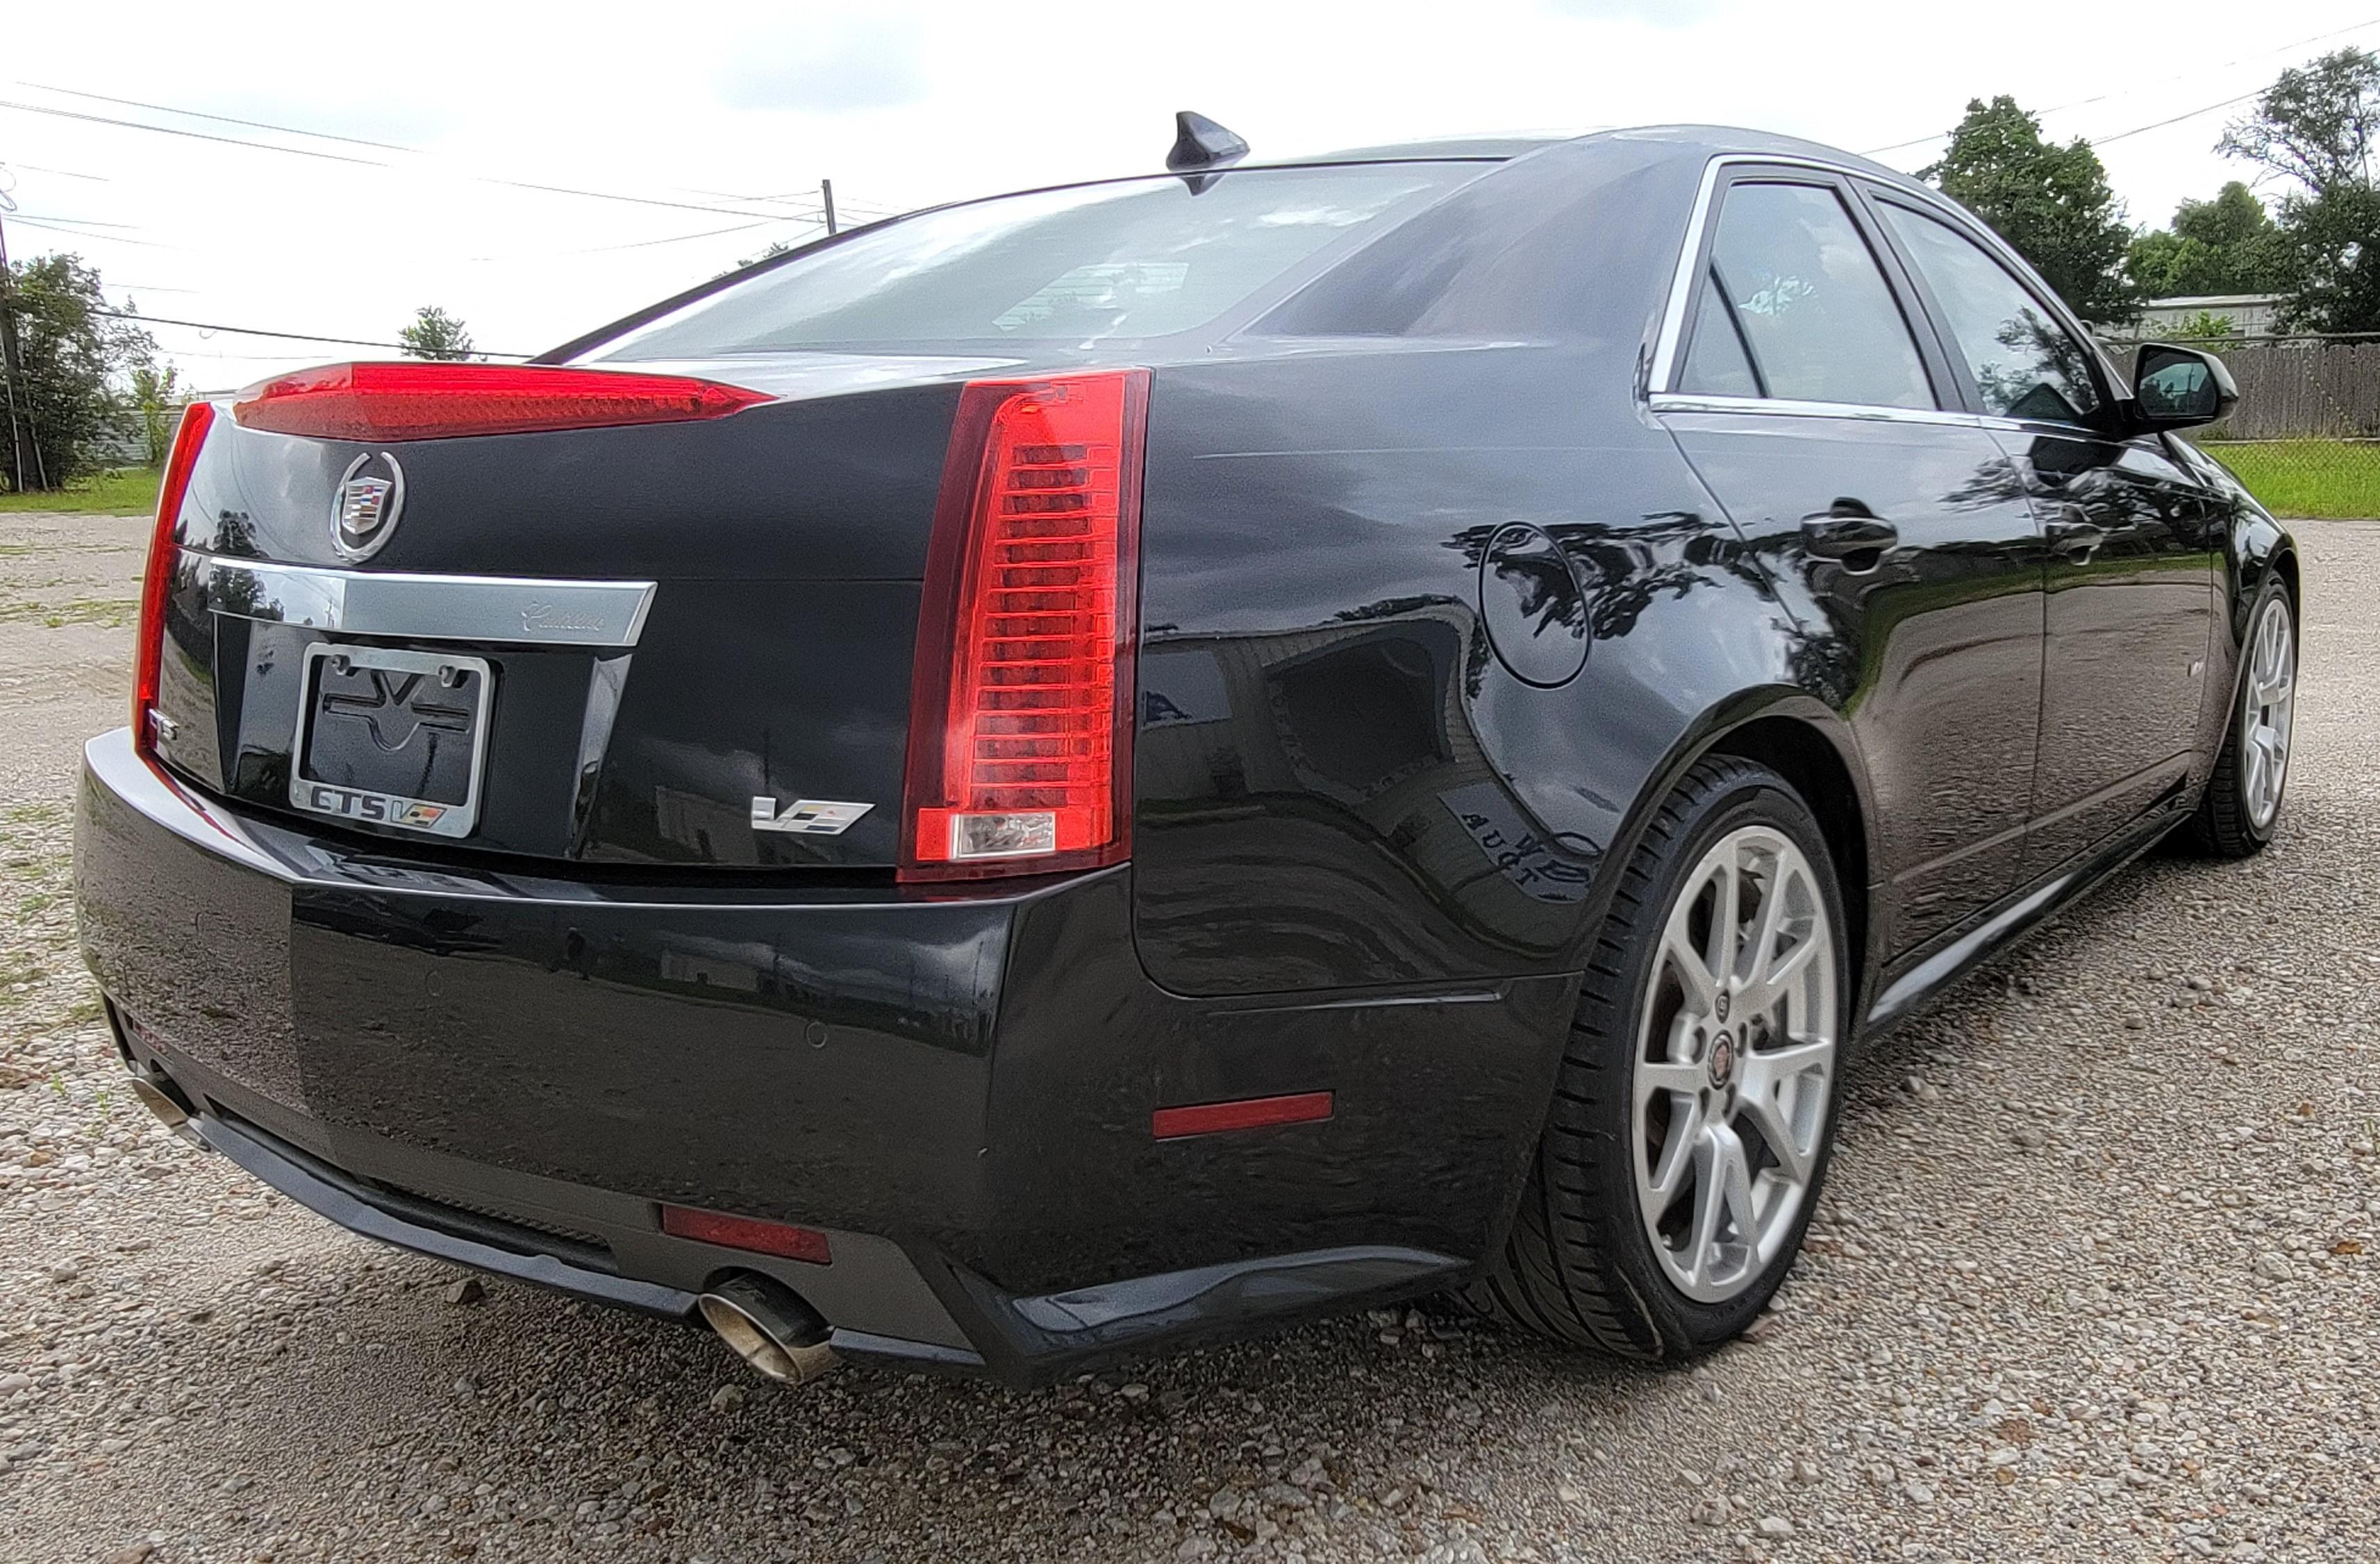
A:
751 797 873 836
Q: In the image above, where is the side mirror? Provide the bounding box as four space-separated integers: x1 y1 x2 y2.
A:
2130 343 2238 431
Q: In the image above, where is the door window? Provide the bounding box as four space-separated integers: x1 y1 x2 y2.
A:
1874 203 2102 425
1679 182 1933 410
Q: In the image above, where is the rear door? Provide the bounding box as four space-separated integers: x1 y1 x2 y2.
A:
1654 167 2047 958
1864 193 2218 876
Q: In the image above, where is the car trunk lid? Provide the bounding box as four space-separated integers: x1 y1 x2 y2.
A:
145 360 979 871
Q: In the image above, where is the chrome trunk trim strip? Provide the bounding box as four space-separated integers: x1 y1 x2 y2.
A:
190 552 656 648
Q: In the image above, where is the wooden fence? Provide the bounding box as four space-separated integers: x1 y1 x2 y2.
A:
2101 339 2380 442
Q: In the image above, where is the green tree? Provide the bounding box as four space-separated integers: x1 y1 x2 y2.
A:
2269 181 2380 336
2220 47 2377 199
1923 96 2141 325
0 253 153 492
2220 48 2380 335
399 306 476 361
128 356 182 468
2126 182 2288 299
714 238 800 281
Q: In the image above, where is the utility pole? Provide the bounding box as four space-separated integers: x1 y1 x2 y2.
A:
820 178 838 236
0 201 44 495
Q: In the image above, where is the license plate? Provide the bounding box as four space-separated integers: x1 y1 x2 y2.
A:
288 644 492 838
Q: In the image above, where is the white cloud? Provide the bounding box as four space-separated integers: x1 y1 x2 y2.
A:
1537 0 1736 24
713 10 929 113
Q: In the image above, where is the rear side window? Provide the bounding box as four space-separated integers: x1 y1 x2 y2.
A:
588 165 1479 359
1874 202 2102 424
1681 182 1933 410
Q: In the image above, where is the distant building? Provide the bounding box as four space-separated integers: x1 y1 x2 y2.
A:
2130 293 2283 340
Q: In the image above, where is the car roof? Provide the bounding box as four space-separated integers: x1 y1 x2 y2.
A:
1246 124 1938 205
1288 135 1575 163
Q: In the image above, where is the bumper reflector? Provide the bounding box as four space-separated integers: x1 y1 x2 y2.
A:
659 1204 832 1265
1151 1090 1334 1140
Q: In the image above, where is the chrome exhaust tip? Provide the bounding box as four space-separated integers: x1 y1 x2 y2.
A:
128 1074 206 1149
697 1272 838 1384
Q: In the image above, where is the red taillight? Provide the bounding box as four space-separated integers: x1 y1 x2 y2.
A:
1151 1091 1335 1140
133 401 215 756
229 361 767 442
658 1204 832 1265
899 369 1149 881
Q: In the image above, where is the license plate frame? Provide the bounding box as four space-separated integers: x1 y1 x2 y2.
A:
288 642 493 839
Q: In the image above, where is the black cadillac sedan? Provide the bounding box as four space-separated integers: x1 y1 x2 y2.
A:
76 121 2299 1386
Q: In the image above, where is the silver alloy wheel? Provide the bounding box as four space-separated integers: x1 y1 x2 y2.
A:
2242 594 2297 830
1630 825 1838 1304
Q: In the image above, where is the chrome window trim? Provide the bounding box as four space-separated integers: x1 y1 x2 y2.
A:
1647 151 1988 400
191 554 657 649
1648 392 1988 431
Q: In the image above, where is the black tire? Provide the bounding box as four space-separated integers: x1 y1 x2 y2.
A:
1465 756 1849 1361
2179 580 2296 860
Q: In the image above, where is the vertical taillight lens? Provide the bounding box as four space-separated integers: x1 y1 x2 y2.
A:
133 401 215 757
899 369 1149 881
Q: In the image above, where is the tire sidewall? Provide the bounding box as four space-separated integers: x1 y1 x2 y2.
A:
1586 768 1850 1351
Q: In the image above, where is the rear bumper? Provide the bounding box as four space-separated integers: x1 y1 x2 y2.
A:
75 729 1574 1383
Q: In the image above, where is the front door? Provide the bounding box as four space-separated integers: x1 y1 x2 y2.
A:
1864 194 2217 876
1654 171 2047 959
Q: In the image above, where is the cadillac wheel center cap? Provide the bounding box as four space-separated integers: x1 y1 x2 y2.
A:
1708 1032 1736 1089
333 450 406 560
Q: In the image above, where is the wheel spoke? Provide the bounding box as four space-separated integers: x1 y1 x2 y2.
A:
1737 1077 1816 1184
1738 1038 1832 1095
1738 932 1819 1021
1741 865 1788 988
1663 929 1720 1018
1685 1126 1731 1283
1716 1123 1758 1254
1684 1121 1756 1287
1645 1097 1701 1208
1638 1058 1706 1101
1708 854 1742 981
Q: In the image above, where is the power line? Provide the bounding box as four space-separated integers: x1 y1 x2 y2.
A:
2095 88 2269 147
5 216 182 249
1860 15 2380 157
465 216 804 260
88 306 530 358
2 159 110 183
12 211 142 229
0 97 385 167
0 88 820 223
13 80 416 153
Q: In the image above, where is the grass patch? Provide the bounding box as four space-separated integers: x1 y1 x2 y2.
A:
0 467 161 515
2202 440 2380 521
0 597 137 629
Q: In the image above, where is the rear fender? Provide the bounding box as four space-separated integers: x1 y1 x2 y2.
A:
1566 692 1879 1022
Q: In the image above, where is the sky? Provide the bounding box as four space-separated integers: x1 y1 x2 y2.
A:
1 0 2372 392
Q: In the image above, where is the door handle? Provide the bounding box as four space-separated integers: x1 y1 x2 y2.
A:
1801 504 1897 569
2046 519 2106 560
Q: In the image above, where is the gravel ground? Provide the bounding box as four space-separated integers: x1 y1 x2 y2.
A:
3 510 2377 1564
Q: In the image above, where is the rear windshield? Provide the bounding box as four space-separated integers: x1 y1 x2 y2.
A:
585 164 1482 360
